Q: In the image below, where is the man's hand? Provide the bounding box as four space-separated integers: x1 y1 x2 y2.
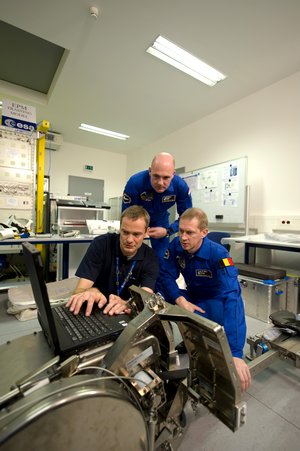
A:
148 227 169 239
103 294 131 315
175 296 205 314
66 288 107 316
233 357 252 392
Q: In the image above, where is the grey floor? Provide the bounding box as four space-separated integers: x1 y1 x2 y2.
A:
0 293 299 450
178 316 300 451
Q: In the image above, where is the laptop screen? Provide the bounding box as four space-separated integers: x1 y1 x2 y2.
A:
22 242 60 351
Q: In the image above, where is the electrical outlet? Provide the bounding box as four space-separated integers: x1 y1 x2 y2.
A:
274 217 300 232
280 219 291 226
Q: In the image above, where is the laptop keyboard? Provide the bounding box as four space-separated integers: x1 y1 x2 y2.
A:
56 305 114 342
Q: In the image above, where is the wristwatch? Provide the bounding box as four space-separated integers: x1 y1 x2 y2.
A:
165 227 172 237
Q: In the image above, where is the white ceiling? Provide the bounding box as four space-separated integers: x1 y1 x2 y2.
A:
1 0 300 155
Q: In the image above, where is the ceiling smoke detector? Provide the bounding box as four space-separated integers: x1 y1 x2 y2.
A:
89 6 99 20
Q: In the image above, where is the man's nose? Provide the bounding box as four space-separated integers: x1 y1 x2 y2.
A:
155 176 166 182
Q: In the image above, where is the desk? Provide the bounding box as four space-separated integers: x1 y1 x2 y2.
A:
0 234 96 280
223 233 300 264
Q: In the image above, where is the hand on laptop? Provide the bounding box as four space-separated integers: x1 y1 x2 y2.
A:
103 294 131 316
66 287 107 316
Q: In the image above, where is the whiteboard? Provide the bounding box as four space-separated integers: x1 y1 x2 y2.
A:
180 157 247 225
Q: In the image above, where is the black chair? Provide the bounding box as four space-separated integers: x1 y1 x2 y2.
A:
207 231 231 251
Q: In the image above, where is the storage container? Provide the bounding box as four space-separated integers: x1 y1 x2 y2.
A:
237 264 287 323
286 274 300 315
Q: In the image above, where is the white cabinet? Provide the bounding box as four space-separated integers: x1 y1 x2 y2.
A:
56 206 107 234
108 196 122 220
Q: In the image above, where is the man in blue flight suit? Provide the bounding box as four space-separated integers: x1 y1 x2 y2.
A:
122 152 192 260
157 207 252 392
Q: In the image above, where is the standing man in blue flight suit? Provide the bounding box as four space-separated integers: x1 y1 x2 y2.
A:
157 207 252 392
122 152 192 260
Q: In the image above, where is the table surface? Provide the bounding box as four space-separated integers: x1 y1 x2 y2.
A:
0 234 97 282
0 234 97 245
222 233 300 249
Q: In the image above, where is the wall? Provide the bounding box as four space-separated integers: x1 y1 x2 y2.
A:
127 70 300 271
128 70 300 217
45 141 127 202
45 142 127 277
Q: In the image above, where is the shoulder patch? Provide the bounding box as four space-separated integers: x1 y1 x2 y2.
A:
219 257 235 268
140 191 154 201
163 249 170 259
176 255 186 269
122 192 132 204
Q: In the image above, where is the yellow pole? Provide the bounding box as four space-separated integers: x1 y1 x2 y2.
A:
36 121 50 264
36 120 50 233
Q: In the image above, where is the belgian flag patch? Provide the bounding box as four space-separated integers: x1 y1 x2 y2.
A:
219 257 234 268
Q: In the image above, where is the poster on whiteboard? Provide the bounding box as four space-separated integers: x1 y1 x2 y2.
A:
180 157 247 225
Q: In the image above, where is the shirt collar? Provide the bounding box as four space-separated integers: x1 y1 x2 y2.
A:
118 236 145 261
194 237 210 259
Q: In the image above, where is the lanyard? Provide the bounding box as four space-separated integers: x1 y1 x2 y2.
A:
115 257 137 296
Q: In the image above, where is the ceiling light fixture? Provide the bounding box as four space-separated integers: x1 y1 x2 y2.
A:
146 35 227 87
79 123 130 140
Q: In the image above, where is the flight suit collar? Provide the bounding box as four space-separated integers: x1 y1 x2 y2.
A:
185 236 210 260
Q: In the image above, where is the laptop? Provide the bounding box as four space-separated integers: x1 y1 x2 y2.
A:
22 242 131 357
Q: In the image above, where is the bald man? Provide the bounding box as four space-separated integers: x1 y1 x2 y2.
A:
122 153 192 259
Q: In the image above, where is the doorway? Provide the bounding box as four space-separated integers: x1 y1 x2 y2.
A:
68 176 104 204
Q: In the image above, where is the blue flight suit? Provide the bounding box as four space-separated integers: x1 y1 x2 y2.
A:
157 236 246 358
122 170 192 259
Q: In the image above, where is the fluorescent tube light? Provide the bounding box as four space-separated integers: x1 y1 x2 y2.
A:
146 35 226 86
79 123 129 140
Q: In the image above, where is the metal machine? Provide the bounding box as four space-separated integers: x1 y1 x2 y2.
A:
0 286 247 450
246 311 300 376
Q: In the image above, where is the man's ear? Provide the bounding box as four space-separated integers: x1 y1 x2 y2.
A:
201 228 209 238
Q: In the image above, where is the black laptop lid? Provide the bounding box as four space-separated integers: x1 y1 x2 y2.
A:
22 242 132 357
22 242 60 352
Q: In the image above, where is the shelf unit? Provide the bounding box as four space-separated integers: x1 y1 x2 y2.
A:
56 206 107 234
0 126 36 290
54 206 109 279
0 125 36 228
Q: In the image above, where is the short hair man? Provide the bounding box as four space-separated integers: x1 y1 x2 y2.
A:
66 206 159 316
157 207 251 392
122 152 192 259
